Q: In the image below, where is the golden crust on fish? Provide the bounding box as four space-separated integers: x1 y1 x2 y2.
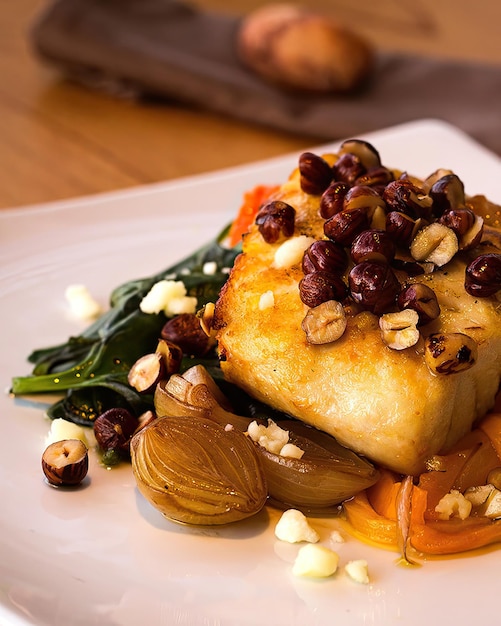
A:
214 155 501 475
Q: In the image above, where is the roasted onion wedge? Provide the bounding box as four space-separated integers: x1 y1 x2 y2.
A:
131 415 267 525
262 420 379 509
154 366 379 510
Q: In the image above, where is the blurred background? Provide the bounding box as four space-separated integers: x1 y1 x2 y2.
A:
3 0 501 210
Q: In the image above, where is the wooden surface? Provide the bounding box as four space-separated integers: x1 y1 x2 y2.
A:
2 0 501 210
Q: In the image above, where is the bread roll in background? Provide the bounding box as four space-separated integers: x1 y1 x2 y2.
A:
236 3 375 94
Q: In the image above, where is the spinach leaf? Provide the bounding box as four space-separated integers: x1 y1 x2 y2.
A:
11 226 239 424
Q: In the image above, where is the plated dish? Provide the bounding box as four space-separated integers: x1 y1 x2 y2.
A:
1 119 500 626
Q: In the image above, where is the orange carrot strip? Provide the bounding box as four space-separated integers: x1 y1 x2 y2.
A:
366 469 401 521
343 491 398 548
227 184 280 247
410 517 501 555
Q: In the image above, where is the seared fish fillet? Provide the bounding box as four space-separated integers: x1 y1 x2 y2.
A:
214 149 501 475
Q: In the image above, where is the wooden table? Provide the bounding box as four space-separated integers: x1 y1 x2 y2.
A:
2 0 501 210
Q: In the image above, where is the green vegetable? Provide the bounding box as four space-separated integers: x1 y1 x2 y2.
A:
11 226 239 425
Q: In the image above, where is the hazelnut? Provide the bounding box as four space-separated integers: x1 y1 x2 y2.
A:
299 270 347 308
197 301 216 337
457 214 484 251
299 152 333 195
302 300 347 344
383 179 433 219
350 229 395 264
379 309 420 350
397 283 440 326
464 253 501 297
438 208 476 236
302 239 348 275
128 353 166 394
338 139 381 170
155 338 183 376
385 211 419 247
94 408 139 461
332 152 366 185
354 166 394 193
161 312 212 356
410 223 458 267
42 439 89 487
324 208 370 247
343 185 386 217
319 181 350 218
255 200 296 244
424 332 478 375
429 174 466 217
348 261 400 314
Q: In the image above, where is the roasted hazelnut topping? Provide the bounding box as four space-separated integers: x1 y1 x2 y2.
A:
256 200 296 243
385 211 419 247
161 313 211 356
422 168 454 192
324 208 370 247
302 300 347 344
348 261 400 314
464 253 501 297
424 332 478 375
302 239 348 275
319 181 350 218
350 229 396 264
299 270 348 308
383 179 433 219
354 166 394 193
299 152 333 195
338 139 381 170
410 222 458 267
343 185 385 215
429 174 466 217
438 208 476 236
397 283 440 326
94 408 139 459
379 309 420 350
332 152 366 185
457 214 484 251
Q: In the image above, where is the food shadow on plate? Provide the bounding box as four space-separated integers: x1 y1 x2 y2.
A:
133 487 272 539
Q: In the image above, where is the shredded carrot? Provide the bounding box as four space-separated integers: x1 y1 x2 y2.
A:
227 184 280 247
343 405 501 559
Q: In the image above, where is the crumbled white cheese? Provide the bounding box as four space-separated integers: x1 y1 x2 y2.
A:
139 280 197 316
345 560 370 584
258 290 275 310
280 443 304 459
202 261 218 275
292 544 339 578
329 530 345 544
435 489 472 520
65 284 102 320
45 418 88 448
273 236 316 269
224 423 234 432
247 419 290 455
275 509 320 544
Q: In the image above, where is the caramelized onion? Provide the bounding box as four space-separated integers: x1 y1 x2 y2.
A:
131 415 267 525
154 366 379 510
262 420 379 508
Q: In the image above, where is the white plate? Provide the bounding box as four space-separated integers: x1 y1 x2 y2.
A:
1 119 500 626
